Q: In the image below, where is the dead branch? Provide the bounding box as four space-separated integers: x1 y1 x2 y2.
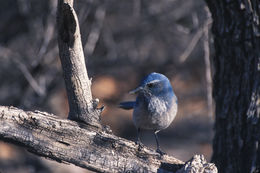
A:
57 0 101 127
0 106 184 173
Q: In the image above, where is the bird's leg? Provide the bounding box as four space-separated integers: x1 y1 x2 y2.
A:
136 128 144 151
154 130 166 155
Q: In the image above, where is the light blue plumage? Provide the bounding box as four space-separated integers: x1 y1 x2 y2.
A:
119 72 178 155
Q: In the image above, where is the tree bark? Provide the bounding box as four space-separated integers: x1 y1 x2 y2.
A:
205 0 260 172
57 0 102 128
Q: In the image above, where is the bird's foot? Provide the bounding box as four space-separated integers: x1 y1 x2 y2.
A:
156 148 166 156
135 141 144 151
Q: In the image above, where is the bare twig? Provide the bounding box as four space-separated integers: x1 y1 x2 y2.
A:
0 46 45 96
179 15 212 63
179 28 204 63
84 4 106 56
13 58 46 96
103 26 118 60
203 7 213 119
31 3 56 67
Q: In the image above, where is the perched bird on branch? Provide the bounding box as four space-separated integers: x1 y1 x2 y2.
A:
119 72 178 155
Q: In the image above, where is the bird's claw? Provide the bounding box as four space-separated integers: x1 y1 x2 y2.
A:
156 148 166 156
135 141 144 151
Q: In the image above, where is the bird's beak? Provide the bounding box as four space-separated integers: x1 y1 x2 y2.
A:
129 86 143 94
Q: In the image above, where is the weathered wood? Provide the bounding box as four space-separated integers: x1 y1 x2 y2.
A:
0 106 185 173
0 106 218 173
205 0 260 172
57 0 101 127
176 155 217 173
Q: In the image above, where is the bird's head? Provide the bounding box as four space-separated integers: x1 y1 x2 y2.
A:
129 72 175 98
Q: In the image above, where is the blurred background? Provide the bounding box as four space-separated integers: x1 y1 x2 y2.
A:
0 0 214 172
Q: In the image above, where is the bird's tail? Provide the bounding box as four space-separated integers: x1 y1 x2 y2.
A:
119 101 135 110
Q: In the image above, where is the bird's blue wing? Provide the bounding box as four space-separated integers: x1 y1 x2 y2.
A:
119 101 135 110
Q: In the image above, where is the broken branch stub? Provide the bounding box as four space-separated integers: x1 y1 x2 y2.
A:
57 0 102 128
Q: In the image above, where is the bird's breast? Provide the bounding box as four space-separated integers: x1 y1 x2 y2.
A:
133 96 177 130
148 96 168 115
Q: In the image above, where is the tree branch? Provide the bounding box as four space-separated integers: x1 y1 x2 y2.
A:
0 106 185 172
57 0 102 127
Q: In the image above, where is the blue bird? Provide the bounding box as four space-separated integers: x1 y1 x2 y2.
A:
119 72 178 155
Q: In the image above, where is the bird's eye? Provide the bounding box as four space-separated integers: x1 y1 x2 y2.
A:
147 83 154 88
